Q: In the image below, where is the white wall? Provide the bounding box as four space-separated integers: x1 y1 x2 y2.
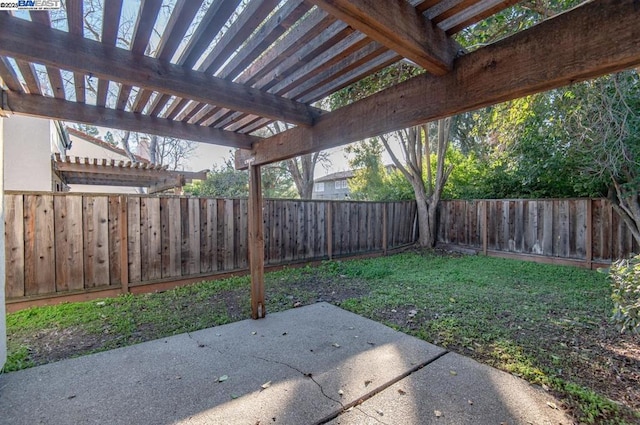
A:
1 117 7 369
3 115 53 192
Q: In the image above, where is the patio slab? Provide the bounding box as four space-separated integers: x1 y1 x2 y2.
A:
0 302 570 425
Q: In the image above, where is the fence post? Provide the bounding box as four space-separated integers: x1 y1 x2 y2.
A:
382 203 388 255
119 195 129 294
326 201 333 260
585 198 593 269
482 200 488 256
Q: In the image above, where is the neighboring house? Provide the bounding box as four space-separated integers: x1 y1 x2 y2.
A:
312 170 354 200
3 114 69 192
3 115 206 194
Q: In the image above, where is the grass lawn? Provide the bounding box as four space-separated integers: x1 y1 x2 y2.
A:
4 250 639 424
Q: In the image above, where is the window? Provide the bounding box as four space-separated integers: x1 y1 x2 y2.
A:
315 182 325 192
335 180 347 190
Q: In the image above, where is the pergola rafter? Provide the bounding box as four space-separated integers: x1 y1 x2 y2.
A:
0 0 638 320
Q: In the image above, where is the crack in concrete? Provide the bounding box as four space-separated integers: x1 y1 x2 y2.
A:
250 354 345 409
355 406 390 425
317 350 451 424
186 332 223 354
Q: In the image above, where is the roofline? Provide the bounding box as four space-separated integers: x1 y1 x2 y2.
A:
65 127 150 163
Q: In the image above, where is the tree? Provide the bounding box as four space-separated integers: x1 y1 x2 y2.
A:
268 122 330 199
147 134 196 170
345 138 386 201
379 122 453 247
262 163 297 198
184 159 248 198
566 71 640 244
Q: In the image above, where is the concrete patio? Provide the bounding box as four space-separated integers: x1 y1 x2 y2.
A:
0 303 570 424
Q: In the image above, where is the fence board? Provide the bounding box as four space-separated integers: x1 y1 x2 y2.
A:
223 199 235 270
24 194 55 295
5 194 24 298
55 195 84 292
159 197 179 278
127 197 141 283
142 197 162 281
108 196 122 286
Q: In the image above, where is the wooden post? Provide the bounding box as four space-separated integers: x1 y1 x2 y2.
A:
0 117 6 368
326 201 333 260
585 198 593 269
248 164 265 319
382 203 388 255
119 195 129 294
482 200 488 256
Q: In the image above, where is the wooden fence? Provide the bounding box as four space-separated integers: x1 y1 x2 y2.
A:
4 192 416 308
438 198 638 267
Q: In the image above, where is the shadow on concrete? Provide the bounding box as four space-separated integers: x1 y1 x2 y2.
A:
0 303 570 425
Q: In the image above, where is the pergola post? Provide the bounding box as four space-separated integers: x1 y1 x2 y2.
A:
248 163 265 319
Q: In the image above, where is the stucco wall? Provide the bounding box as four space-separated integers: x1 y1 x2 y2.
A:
3 115 54 192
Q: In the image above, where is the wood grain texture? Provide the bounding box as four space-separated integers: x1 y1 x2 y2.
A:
310 0 457 74
242 0 640 168
0 14 319 127
5 194 25 298
83 196 110 288
23 195 55 295
55 195 84 292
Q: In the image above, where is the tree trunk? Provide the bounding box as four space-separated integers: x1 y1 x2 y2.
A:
413 182 439 247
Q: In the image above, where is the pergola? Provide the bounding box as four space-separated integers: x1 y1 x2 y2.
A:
0 0 638 320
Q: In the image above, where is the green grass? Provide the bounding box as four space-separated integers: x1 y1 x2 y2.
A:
4 252 639 424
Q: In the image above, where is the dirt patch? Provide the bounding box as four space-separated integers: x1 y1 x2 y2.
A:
9 326 115 366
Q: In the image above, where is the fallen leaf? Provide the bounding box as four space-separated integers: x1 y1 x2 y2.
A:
408 309 418 317
293 302 302 308
364 380 372 387
449 370 458 376
541 384 550 392
251 331 257 335
468 399 473 405
375 409 384 416
434 410 443 417
218 375 228 383
261 381 272 389
338 389 344 396
391 309 397 313
546 401 558 410
230 394 240 400
398 389 406 395
332 343 341 348
449 297 456 303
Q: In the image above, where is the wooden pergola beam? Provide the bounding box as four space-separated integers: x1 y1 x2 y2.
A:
309 0 459 75
2 92 259 149
0 14 321 127
237 0 640 168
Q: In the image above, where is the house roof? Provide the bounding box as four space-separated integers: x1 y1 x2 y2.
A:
0 0 637 171
315 170 355 183
66 127 149 163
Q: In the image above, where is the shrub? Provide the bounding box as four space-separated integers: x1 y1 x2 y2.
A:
609 254 640 334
